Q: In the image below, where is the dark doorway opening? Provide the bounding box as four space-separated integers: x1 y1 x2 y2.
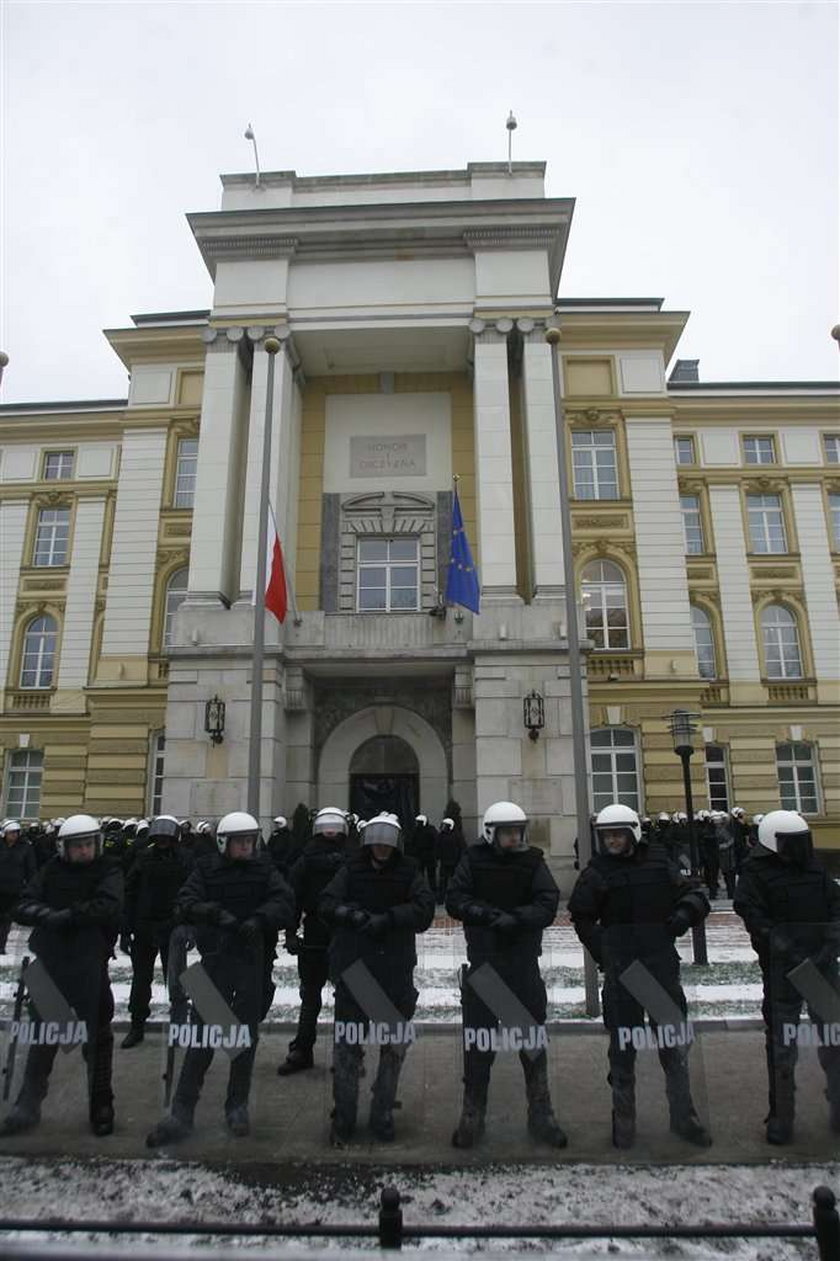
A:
349 735 419 830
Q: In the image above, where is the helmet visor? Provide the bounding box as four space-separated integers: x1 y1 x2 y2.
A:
313 817 348 838
149 818 181 843
776 829 813 866
363 821 401 849
595 825 635 857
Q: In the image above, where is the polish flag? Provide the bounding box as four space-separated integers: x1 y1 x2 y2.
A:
264 503 287 624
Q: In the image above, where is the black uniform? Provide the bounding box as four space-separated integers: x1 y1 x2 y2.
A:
435 823 465 904
734 848 840 1140
445 840 566 1146
267 823 300 878
320 847 434 1142
279 835 347 1069
0 836 37 951
0 852 123 1135
408 819 438 894
714 816 738 899
123 840 193 1031
147 850 293 1142
568 841 710 1148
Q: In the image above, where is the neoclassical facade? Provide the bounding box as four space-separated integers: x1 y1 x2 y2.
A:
1 161 838 878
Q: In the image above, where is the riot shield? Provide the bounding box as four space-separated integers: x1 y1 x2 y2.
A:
762 920 840 1148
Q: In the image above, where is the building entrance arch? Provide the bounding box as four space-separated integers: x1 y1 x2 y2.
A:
318 705 448 823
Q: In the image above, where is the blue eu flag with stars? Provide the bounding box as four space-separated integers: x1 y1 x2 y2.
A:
445 483 480 613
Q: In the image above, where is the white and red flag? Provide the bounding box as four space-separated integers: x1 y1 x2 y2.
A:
263 502 287 624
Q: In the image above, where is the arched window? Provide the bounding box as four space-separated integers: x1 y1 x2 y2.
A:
691 605 717 679
581 560 629 650
590 727 640 811
20 615 57 689
163 569 189 650
761 604 802 679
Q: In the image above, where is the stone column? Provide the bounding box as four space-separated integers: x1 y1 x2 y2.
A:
791 484 840 702
55 495 106 707
470 319 518 599
708 484 763 703
187 327 251 605
0 500 28 699
518 319 565 597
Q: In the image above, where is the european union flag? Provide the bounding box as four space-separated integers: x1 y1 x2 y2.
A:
445 483 480 614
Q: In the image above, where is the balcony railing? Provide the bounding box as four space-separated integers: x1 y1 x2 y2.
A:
766 679 815 704
586 652 643 681
6 690 52 712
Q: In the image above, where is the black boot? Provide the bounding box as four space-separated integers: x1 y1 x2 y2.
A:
451 1090 487 1149
766 1068 795 1145
121 1020 145 1049
522 1051 568 1148
146 1105 194 1148
90 1102 114 1137
662 1051 712 1147
0 1101 41 1137
609 1071 636 1150
226 1105 250 1137
369 1046 405 1142
277 1046 314 1076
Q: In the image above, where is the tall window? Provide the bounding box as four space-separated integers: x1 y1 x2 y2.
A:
4 750 44 818
704 745 730 812
43 451 74 480
357 538 419 611
581 560 629 649
674 436 696 466
691 605 717 679
823 435 840 465
174 438 199 508
33 507 70 566
572 430 619 500
828 493 840 548
776 742 820 813
680 495 705 554
163 569 189 649
20 616 57 688
747 494 787 553
743 435 776 465
761 604 803 679
149 733 166 815
590 728 640 812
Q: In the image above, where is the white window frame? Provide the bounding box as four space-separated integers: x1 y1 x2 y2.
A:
163 569 189 650
828 492 840 549
776 742 821 814
581 559 629 650
747 493 787 554
674 436 696 466
823 434 840 465
761 604 803 679
33 507 70 567
743 435 777 465
4 749 44 819
704 744 730 812
20 615 57 689
590 727 640 812
43 450 74 480
173 437 199 508
691 605 717 679
149 732 166 816
571 430 619 501
356 538 420 613
680 494 705 555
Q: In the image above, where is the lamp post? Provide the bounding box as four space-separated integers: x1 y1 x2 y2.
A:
204 695 226 745
523 690 545 742
667 709 709 966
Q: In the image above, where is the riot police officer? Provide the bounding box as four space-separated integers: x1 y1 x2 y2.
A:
319 812 435 1145
435 816 464 904
446 801 567 1149
277 806 349 1076
734 809 840 1144
568 803 711 1150
409 814 438 894
121 814 193 1047
145 811 293 1145
0 815 123 1138
0 819 36 953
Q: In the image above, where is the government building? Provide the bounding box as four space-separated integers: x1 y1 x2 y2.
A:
1 160 837 879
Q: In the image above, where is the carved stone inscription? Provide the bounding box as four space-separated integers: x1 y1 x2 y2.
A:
350 435 426 478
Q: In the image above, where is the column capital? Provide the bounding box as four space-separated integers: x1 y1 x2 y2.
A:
516 317 550 342
469 319 511 345
201 325 245 351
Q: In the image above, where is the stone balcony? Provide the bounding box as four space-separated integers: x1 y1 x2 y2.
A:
283 610 473 672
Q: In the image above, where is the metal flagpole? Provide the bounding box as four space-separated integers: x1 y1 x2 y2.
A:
546 323 600 1018
247 335 281 817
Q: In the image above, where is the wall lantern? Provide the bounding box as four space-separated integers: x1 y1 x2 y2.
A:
523 690 545 742
204 695 226 745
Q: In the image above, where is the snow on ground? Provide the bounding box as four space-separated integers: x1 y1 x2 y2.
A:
0 1155 836 1258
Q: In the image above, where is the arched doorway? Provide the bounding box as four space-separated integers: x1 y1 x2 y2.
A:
349 735 419 828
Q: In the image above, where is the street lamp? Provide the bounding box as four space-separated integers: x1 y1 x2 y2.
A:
523 690 545 742
204 695 226 746
667 708 708 965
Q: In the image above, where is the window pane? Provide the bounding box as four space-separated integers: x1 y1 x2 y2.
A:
358 569 385 588
674 437 695 465
5 750 44 818
388 539 417 561
744 436 776 465
359 540 388 562
44 451 74 480
390 588 417 610
20 616 56 688
174 438 198 508
33 507 70 566
829 494 840 547
359 588 387 611
824 435 840 464
390 566 417 586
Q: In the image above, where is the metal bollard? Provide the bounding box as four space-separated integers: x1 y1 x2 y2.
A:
378 1186 403 1250
813 1186 840 1261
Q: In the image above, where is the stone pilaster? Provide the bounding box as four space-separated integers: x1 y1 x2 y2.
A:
518 318 565 597
470 318 518 599
55 495 106 704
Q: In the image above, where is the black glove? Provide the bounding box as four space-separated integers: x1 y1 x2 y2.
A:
45 908 74 930
189 901 220 923
217 910 238 931
360 912 391 939
667 907 694 939
332 905 354 924
284 930 302 955
491 911 519 934
465 903 492 925
238 918 261 945
348 909 371 931
770 927 796 961
119 932 133 954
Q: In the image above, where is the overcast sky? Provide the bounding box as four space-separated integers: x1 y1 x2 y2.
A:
1 1 837 403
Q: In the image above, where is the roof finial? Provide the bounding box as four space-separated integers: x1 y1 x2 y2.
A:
506 110 518 175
